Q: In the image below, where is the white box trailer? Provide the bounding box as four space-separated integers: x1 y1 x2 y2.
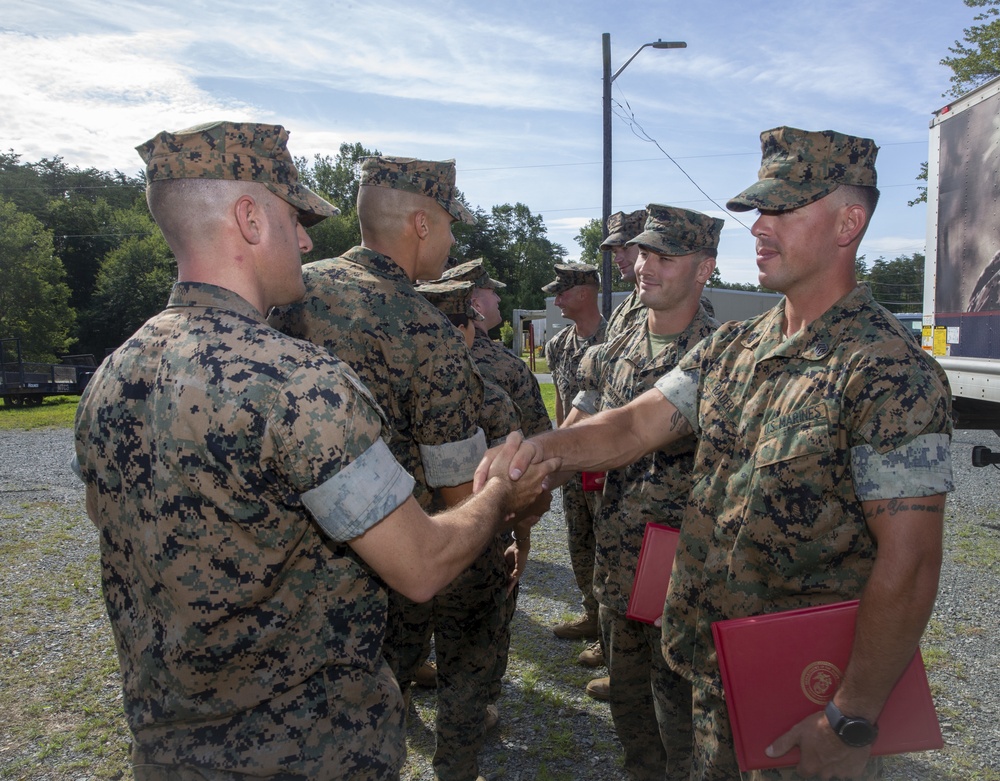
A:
924 74 1000 435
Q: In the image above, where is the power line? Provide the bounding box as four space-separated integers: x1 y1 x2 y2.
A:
610 92 755 232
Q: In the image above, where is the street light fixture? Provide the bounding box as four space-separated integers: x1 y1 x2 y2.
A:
601 34 686 319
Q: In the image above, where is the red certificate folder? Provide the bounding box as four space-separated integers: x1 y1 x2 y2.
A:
712 600 943 772
625 523 680 624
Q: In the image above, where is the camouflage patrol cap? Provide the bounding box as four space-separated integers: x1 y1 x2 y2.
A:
601 209 647 251
541 263 600 295
415 279 484 321
436 258 506 290
136 121 339 227
727 126 879 213
360 155 476 225
626 204 724 256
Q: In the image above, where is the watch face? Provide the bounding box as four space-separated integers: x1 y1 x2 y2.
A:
841 718 877 747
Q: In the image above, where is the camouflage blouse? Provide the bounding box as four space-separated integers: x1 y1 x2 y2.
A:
74 282 412 778
655 285 953 694
578 306 718 614
270 246 486 509
470 329 551 437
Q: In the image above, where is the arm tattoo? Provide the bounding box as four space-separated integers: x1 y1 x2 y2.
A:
864 498 944 521
669 408 691 434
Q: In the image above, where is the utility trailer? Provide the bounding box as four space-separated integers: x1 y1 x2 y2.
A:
0 338 96 407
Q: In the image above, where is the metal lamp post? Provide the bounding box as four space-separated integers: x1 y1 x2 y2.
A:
601 34 686 319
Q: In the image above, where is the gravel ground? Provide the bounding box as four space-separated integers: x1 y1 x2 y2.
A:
1 425 998 780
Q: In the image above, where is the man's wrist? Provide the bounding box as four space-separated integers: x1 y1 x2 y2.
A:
824 700 879 747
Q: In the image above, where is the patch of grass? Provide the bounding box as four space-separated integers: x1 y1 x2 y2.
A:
953 524 1000 568
0 502 131 779
0 396 79 430
538 383 556 422
521 354 548 374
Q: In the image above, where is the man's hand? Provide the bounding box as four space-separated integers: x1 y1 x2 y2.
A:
474 432 552 491
514 490 551 521
765 709 872 780
504 525 532 596
480 432 558 518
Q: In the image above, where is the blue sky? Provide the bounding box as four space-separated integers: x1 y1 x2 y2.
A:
2 0 974 286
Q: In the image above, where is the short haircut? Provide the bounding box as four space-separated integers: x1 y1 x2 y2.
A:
147 178 256 248
836 184 880 220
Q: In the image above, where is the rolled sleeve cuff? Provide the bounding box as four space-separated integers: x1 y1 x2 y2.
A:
302 439 415 543
654 367 700 436
573 389 600 416
419 427 488 488
851 433 954 501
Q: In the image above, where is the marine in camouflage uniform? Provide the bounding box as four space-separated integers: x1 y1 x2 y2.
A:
543 263 606 637
270 159 496 781
72 123 413 780
648 128 954 780
601 209 648 339
417 276 521 748
434 260 551 706
499 127 954 781
572 205 722 781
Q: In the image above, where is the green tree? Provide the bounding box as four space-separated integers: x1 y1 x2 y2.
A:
908 162 929 207
297 142 380 215
483 203 566 323
942 0 1000 97
855 254 870 281
302 212 363 263
0 197 75 360
0 151 147 349
575 218 603 266
913 1 1000 203
865 253 925 313
574 217 633 293
79 205 174 354
295 144 380 262
706 266 772 292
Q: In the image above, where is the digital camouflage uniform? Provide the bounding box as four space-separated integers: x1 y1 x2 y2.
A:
436 259 551 440
543 265 606 621
468 376 521 705
270 190 493 779
577 204 724 781
470 329 551 438
416 277 522 720
606 287 647 340
468 329 549 702
435 260 551 704
655 285 953 780
75 283 414 780
576 306 717 781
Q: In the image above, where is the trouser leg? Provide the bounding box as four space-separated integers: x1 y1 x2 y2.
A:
563 477 598 618
431 541 506 781
602 604 668 781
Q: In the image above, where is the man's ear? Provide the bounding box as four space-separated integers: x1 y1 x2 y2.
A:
413 209 430 240
696 256 716 285
235 194 264 245
837 203 867 248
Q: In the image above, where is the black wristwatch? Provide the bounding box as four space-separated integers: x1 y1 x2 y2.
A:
824 700 879 747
